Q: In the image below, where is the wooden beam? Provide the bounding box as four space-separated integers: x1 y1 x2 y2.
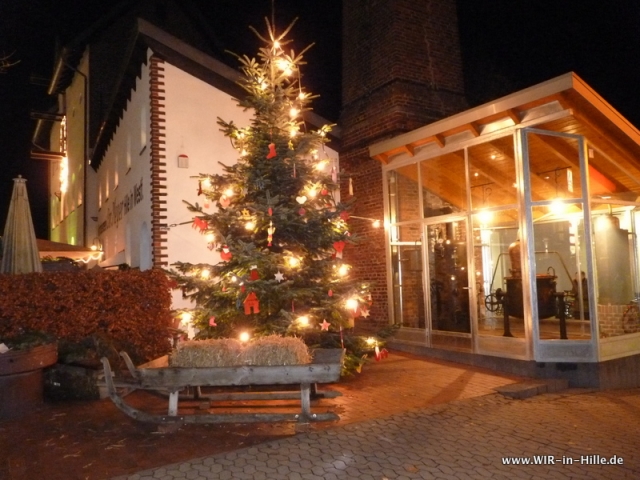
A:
402 144 416 157
433 134 445 148
506 109 521 125
467 122 481 137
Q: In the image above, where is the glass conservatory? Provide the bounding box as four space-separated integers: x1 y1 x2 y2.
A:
370 73 640 364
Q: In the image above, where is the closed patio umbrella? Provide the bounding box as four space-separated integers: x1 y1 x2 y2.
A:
1 176 42 274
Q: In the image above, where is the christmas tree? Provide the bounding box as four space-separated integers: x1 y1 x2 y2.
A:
169 19 372 360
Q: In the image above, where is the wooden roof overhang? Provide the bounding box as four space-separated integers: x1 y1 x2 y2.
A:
370 73 640 211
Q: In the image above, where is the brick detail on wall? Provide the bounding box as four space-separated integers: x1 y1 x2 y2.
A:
340 0 468 328
341 146 388 330
149 55 168 268
598 304 640 337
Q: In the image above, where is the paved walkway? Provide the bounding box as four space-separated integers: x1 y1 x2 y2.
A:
111 355 640 479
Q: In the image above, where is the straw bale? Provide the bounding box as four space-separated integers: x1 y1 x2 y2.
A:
169 336 310 367
169 338 243 367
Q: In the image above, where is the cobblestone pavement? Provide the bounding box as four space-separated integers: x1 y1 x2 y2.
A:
112 384 640 479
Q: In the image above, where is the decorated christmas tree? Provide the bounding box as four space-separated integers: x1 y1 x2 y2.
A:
169 19 373 361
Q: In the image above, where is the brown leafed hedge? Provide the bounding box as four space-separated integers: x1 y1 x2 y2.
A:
0 269 173 362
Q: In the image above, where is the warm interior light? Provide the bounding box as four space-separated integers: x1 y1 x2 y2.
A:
206 233 215 243
550 199 566 215
289 107 299 117
224 188 234 197
297 315 310 327
239 331 250 342
372 219 381 228
337 264 349 276
366 337 376 346
477 210 493 224
60 156 69 194
200 269 210 279
181 312 192 325
245 221 255 230
202 178 211 188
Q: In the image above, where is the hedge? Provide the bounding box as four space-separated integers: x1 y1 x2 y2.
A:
0 269 173 362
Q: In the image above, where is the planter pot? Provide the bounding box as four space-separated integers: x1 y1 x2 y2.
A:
0 343 57 420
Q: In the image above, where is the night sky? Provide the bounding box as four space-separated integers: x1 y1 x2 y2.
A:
1 0 639 239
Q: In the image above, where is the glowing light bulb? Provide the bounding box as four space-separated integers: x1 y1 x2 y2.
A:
231 275 237 283
337 264 349 277
206 233 215 243
477 210 493 225
297 315 310 327
239 331 250 342
315 159 329 171
200 269 210 279
288 256 300 268
181 312 192 325
202 178 211 188
276 58 290 71
345 298 359 312
224 188 234 197
372 219 381 228
289 107 299 117
245 221 255 231
366 337 376 346
273 41 280 50
289 127 298 138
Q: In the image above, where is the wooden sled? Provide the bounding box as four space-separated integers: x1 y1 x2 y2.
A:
100 349 344 425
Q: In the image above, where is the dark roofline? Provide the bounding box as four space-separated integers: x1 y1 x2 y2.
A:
90 18 340 168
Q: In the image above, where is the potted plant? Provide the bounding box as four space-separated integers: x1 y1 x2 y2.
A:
0 330 58 420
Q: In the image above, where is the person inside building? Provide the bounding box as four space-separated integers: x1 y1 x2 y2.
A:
572 271 589 320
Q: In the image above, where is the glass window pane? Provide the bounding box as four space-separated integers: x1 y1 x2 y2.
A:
472 209 524 337
469 135 517 209
527 131 583 202
588 146 640 202
592 206 640 337
420 150 466 218
427 220 470 333
530 205 591 340
388 164 420 222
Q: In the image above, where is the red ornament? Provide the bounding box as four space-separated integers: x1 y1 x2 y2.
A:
328 289 333 297
268 207 273 216
192 217 207 233
219 195 231 208
209 316 217 327
321 188 328 196
333 241 346 259
250 266 259 281
266 143 277 159
298 207 306 216
339 211 350 221
243 292 260 315
220 246 232 261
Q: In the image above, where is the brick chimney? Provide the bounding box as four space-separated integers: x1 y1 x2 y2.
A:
340 0 467 328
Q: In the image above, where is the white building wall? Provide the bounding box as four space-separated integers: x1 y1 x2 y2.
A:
96 55 152 268
162 62 253 268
